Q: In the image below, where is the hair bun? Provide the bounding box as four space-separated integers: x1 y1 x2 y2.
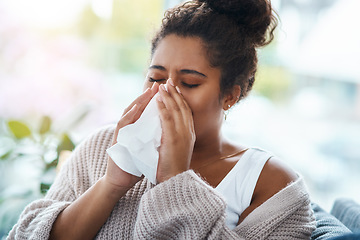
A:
198 0 277 46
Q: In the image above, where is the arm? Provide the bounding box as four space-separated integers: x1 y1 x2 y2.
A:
7 126 119 240
49 83 159 240
49 177 128 240
134 170 241 239
133 170 315 239
7 127 109 240
8 84 159 240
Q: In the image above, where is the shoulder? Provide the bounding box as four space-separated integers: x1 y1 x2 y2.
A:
239 154 298 222
255 156 298 200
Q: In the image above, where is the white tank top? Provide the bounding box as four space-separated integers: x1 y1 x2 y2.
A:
215 148 272 229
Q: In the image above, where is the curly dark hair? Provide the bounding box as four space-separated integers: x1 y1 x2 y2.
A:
151 0 278 101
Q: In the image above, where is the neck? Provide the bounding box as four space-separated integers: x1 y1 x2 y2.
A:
190 131 225 166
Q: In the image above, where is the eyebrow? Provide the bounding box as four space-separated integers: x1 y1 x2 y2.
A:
180 69 207 78
149 65 166 71
149 65 207 78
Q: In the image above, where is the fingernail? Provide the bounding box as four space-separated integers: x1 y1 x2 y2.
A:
151 82 157 90
160 84 167 91
175 86 181 94
168 78 174 86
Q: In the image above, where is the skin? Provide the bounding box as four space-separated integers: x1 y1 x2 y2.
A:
144 34 242 183
49 34 297 239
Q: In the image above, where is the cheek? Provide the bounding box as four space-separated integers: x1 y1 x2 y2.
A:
182 91 221 117
180 92 197 114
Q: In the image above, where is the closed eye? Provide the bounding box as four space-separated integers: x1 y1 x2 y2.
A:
181 82 200 88
149 77 166 83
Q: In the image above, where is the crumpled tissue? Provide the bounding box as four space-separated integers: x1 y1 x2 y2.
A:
106 93 162 184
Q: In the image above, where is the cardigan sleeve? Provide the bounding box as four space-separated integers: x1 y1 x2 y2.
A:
134 170 316 240
7 126 113 240
235 176 316 239
133 170 242 239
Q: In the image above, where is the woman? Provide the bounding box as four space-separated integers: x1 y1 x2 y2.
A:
8 0 316 239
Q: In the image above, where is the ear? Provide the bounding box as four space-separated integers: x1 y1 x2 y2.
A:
222 85 241 110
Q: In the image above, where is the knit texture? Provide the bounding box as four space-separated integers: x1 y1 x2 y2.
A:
7 125 316 240
331 198 360 232
311 203 351 240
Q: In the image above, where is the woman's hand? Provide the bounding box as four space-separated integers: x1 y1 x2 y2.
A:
104 83 159 193
50 84 159 240
156 80 196 182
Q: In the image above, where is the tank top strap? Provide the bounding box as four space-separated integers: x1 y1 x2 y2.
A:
215 147 273 229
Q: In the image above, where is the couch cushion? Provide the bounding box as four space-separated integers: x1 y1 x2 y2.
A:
311 203 351 240
331 198 360 232
329 232 360 240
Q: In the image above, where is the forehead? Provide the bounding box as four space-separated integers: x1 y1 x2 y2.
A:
151 34 211 69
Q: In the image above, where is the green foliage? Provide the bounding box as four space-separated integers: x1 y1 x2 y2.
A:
40 183 52 195
7 121 31 139
57 134 75 155
39 116 51 134
0 2 167 237
0 115 81 237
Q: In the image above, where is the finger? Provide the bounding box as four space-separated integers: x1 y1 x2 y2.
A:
122 88 150 116
151 81 160 95
122 82 159 117
158 83 186 131
121 103 139 124
165 80 194 129
132 82 159 120
156 96 177 136
167 80 192 113
114 104 139 143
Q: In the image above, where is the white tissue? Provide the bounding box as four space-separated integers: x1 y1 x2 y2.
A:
106 93 162 184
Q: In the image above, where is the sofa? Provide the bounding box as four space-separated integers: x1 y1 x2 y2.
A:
311 198 360 239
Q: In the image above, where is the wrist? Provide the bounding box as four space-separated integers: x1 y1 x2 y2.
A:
99 176 131 200
157 167 189 183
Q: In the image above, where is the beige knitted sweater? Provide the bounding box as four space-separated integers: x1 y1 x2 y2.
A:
8 125 316 239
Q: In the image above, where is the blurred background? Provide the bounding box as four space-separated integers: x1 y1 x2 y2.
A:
0 0 359 237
